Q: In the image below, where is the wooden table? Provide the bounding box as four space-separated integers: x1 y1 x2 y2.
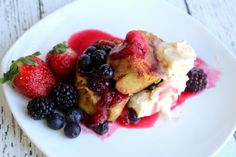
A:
0 0 236 156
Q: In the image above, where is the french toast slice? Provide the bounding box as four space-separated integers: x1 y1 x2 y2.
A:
108 30 164 95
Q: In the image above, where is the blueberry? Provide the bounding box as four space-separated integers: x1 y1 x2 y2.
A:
65 108 83 124
47 112 65 130
128 108 139 123
64 123 81 138
98 64 113 79
93 121 109 135
85 46 96 56
100 45 112 54
91 50 106 66
78 54 92 71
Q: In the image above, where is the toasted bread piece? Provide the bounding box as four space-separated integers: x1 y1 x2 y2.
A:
108 30 163 95
75 72 129 121
78 87 100 115
75 73 100 115
108 96 129 121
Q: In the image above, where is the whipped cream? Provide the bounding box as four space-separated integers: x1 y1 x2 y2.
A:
156 41 196 78
128 41 196 118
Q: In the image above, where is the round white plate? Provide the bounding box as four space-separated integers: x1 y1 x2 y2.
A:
1 0 236 157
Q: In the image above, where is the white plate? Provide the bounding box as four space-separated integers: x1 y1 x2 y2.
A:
1 0 236 157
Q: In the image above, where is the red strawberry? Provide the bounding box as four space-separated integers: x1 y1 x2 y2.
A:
46 42 79 82
1 52 57 99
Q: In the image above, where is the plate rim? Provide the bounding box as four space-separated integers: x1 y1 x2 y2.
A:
1 0 236 156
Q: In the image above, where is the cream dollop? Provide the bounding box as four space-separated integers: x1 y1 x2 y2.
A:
128 41 196 118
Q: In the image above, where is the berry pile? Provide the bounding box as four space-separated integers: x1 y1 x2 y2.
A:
78 45 113 75
78 43 114 96
76 42 119 134
8 40 119 138
186 67 207 92
27 82 83 138
23 41 116 138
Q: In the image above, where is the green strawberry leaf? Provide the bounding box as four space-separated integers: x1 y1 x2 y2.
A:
0 52 40 84
0 63 19 83
52 41 68 54
31 51 41 56
18 57 37 65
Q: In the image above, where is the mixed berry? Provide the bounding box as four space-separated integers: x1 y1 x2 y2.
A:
98 64 113 79
78 54 92 71
93 121 109 135
26 82 83 138
24 40 122 138
186 67 207 92
128 108 139 123
64 123 81 138
27 97 54 120
76 41 121 134
51 82 77 111
77 42 115 97
47 112 65 130
65 108 83 124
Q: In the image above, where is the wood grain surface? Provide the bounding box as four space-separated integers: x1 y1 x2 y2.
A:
0 0 235 156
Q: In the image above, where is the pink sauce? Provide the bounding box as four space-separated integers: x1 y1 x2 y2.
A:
68 29 221 137
172 58 221 110
195 57 221 89
68 29 122 56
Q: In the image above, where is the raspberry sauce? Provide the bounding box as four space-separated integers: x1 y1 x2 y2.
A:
68 29 122 56
68 29 220 136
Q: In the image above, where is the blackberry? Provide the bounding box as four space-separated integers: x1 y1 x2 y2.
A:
51 83 77 111
186 68 207 92
27 97 54 120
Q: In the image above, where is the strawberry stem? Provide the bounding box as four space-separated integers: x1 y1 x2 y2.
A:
52 41 68 54
0 62 19 83
32 51 41 56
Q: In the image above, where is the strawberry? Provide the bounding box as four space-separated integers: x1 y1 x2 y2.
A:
1 52 57 99
46 42 79 82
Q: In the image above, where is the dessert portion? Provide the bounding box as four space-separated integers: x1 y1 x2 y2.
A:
127 41 196 118
75 30 197 131
1 29 215 139
75 40 129 133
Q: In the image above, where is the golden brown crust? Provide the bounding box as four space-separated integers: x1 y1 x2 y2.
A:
108 31 164 95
